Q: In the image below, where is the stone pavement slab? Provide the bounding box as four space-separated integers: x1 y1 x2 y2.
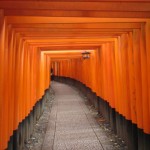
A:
42 82 115 150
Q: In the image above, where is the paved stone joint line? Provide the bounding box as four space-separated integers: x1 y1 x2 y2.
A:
42 82 119 150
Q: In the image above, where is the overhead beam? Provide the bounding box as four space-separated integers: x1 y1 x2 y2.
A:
9 23 142 30
4 10 150 18
29 43 107 49
24 38 116 43
1 1 150 12
19 33 122 39
18 32 127 37
6 16 147 23
2 0 150 2
11 26 132 32
40 46 99 51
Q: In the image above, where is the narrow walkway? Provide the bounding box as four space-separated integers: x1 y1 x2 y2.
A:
42 82 115 150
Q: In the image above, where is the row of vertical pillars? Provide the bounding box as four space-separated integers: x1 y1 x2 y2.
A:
7 89 50 150
54 76 150 150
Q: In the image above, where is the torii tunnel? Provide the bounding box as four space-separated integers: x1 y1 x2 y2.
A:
0 1 150 150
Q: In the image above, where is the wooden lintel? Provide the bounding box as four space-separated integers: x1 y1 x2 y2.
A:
9 23 142 29
1 1 150 12
4 10 150 18
40 46 99 51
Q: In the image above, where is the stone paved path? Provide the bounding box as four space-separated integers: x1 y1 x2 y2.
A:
42 82 115 150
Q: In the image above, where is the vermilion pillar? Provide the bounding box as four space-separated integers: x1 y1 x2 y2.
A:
0 9 4 150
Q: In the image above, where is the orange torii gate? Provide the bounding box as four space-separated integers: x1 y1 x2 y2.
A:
0 1 150 149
